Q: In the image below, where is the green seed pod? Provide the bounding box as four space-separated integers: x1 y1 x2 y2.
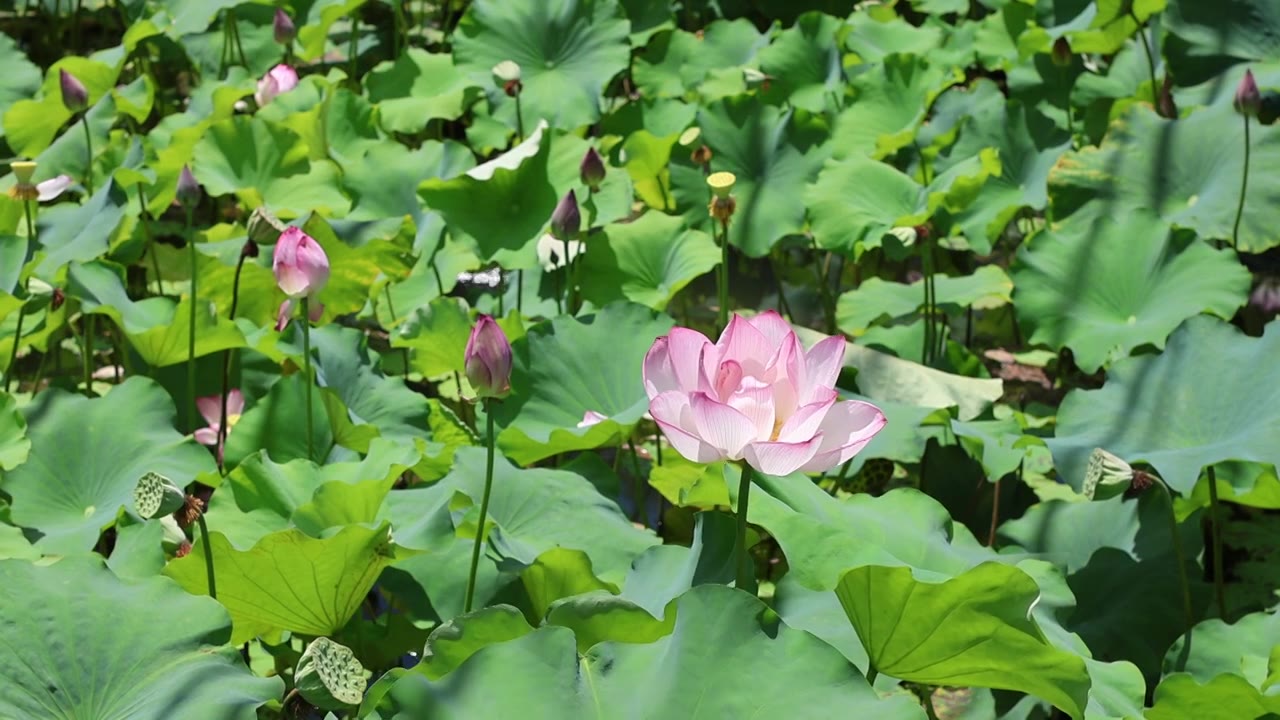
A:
294 637 366 710
133 472 186 519
1082 448 1133 500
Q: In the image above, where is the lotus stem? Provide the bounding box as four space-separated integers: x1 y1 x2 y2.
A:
464 401 497 613
186 205 198 427
735 464 754 591
3 200 37 393
1132 11 1158 109
300 296 315 461
627 439 645 524
1206 465 1227 616
1155 478 1195 649
866 666 878 686
1232 115 1250 251
718 218 730 335
80 114 93 195
81 313 93 395
216 250 249 474
195 506 217 599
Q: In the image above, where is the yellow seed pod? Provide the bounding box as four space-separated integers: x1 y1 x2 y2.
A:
707 171 736 198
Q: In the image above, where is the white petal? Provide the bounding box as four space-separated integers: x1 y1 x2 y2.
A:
803 335 846 403
690 392 757 460
799 400 888 472
744 436 822 476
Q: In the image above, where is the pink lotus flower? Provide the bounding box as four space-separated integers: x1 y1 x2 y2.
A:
194 389 244 462
465 315 512 399
273 226 329 331
644 312 886 476
255 64 299 106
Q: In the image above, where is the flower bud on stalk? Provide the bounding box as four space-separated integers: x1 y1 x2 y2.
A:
1235 69 1261 117
464 315 512 399
176 165 201 210
550 190 581 241
273 8 296 45
1051 37 1072 68
59 69 88 113
580 147 606 192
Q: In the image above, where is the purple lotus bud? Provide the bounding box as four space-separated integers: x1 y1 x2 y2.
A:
274 8 296 45
1051 37 1072 68
464 315 512 399
580 147 606 192
550 190 580 241
1235 69 1261 117
59 69 88 113
176 165 201 209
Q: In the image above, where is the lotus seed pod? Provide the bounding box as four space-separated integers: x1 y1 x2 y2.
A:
133 472 186 519
678 127 701 146
246 206 287 245
1082 448 1134 500
492 60 521 83
707 171 736 198
294 637 366 710
10 161 36 185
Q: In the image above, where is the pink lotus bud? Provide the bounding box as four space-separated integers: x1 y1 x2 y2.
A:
272 226 329 299
643 312 887 476
176 165 201 209
580 147 606 192
465 315 512 399
550 190 580 240
274 8 296 45
1235 69 1261 117
255 64 299 106
59 69 88 113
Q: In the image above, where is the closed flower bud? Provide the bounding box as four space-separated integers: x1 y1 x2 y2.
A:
274 8 296 45
59 69 88 113
176 165 201 209
580 147 606 192
255 64 299 106
464 315 512 399
1235 69 1261 117
1051 37 1072 67
134 472 187 520
273 226 329 298
550 190 580 240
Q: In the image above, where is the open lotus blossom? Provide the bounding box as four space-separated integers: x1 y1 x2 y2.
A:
644 312 886 476
194 389 244 462
255 64 299 106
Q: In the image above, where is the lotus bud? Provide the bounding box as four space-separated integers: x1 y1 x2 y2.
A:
550 190 580 241
255 64 299 106
1234 69 1261 117
273 8 296 45
133 472 186 520
59 69 88 113
580 147 606 192
1082 448 1137 500
294 637 367 710
176 165 201 209
272 226 330 299
493 60 522 97
1051 37 1072 68
464 315 512 399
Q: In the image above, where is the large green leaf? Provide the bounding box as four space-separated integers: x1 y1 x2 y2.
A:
391 296 472 380
1 378 216 554
453 0 632 131
0 556 281 719
1147 673 1280 720
756 11 847 112
837 265 1013 336
1049 102 1280 253
1013 210 1248 373
373 585 927 718
311 325 430 445
164 523 400 644
34 180 129 275
491 301 674 463
670 95 832 257
365 50 483 133
1164 611 1280 690
836 562 1090 719
579 211 720 310
1049 316 1280 494
632 20 770 99
0 33 42 139
0 391 30 471
830 54 961 160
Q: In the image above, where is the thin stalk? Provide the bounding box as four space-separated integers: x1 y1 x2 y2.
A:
382 284 409 373
186 206 198 426
1232 115 1250 250
921 239 935 365
195 509 217 599
718 219 730 334
1131 12 1158 106
216 251 249 474
514 92 525 144
463 402 497 613
81 314 94 395
627 439 645 524
866 666 878 686
654 433 662 466
300 297 315 461
3 199 38 392
987 477 1001 546
931 241 945 361
391 0 404 56
516 269 523 315
30 344 49 397
80 115 94 195
348 13 360 86
735 464 754 591
72 0 82 52
1155 479 1195 637
229 9 247 68
1206 465 1227 616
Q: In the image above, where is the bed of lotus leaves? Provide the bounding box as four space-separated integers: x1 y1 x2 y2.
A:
2 0 1280 718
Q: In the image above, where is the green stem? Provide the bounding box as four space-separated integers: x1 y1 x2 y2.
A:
514 92 525 144
464 402 497 613
186 206 197 427
866 666 878 686
921 238 935 365
1156 479 1195 644
391 0 404 57
1232 116 1250 250
348 13 360 86
1132 12 1158 106
300 296 315 461
80 114 93 195
718 219 730 334
82 314 94 395
229 9 247 68
516 270 523 316
216 252 249 474
4 200 37 393
195 508 217 599
1206 465 1227 616
627 439 645 524
382 284 409 374
735 464 753 591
